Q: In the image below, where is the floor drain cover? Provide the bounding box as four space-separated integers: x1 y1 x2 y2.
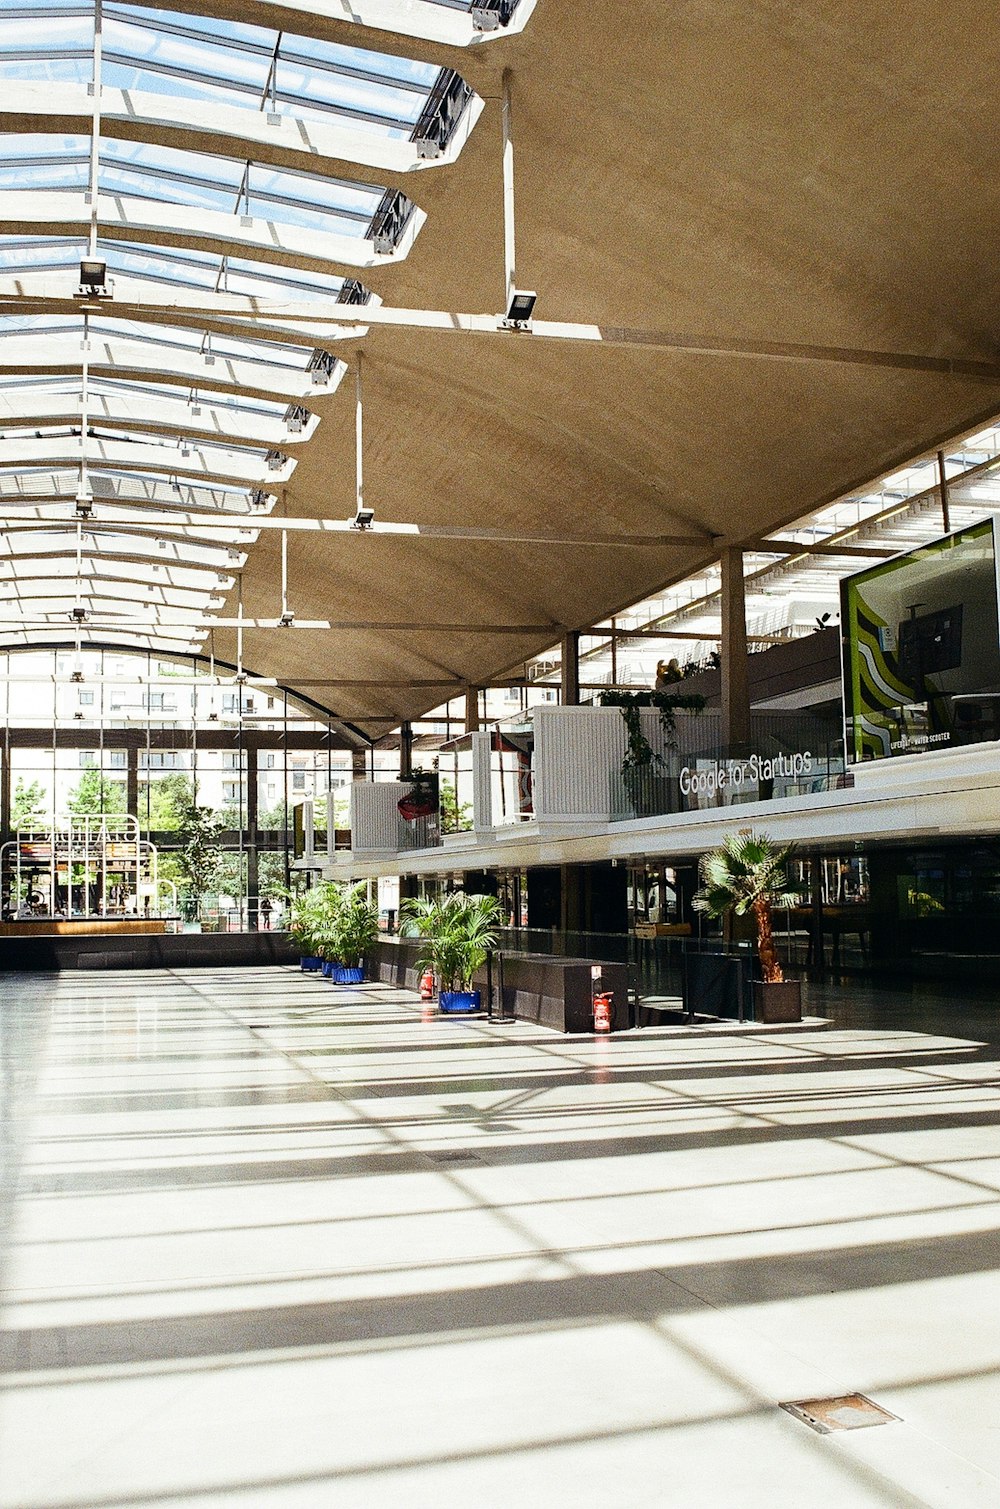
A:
780 1394 898 1434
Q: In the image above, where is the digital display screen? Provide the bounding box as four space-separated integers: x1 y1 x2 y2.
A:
841 519 1000 761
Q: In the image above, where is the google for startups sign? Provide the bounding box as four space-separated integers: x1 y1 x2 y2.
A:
679 751 813 801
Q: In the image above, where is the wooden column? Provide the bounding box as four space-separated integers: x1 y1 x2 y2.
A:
720 546 751 752
560 630 581 706
465 685 481 733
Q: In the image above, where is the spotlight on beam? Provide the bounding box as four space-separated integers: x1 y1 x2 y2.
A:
278 610 294 628
69 606 89 624
78 258 110 296
471 4 502 31
352 506 375 531
502 289 537 330
75 492 93 519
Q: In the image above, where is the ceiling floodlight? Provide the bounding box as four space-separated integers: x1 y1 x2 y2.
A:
70 669 84 684
503 289 537 329
75 492 93 519
471 3 502 31
69 606 89 624
278 610 295 628
352 506 375 531
79 257 109 295
249 489 269 509
414 138 442 161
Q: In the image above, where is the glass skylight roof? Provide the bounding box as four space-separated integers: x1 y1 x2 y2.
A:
0 3 443 140
0 313 324 370
0 0 500 653
0 136 388 239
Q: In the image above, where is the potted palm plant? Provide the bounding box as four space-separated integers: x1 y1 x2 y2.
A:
316 881 379 984
693 830 802 1023
400 892 502 1013
286 886 325 971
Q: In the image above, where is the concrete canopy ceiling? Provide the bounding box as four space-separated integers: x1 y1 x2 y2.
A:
6 0 1000 738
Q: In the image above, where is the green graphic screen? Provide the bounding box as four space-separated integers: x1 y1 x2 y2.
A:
841 518 1000 761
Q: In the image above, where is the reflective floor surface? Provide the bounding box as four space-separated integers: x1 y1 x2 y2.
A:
2 966 1000 1507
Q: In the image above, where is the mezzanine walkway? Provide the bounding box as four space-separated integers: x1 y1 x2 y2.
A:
2 967 1000 1508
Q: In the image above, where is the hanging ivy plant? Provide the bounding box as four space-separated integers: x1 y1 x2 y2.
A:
599 690 706 773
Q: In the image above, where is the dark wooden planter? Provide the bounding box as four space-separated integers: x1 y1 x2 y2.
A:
753 979 802 1023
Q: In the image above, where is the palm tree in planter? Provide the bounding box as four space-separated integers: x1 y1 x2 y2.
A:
286 886 327 971
316 881 379 984
693 830 803 1023
400 892 503 1013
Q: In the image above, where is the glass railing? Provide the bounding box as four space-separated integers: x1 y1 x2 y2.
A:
610 717 851 822
395 813 441 851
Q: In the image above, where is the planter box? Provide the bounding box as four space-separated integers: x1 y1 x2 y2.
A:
329 964 364 985
300 955 323 972
439 989 480 1014
753 979 802 1023
684 951 752 1020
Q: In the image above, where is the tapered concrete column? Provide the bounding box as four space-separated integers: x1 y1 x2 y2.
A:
351 746 367 781
560 630 580 706
720 547 751 751
464 685 481 733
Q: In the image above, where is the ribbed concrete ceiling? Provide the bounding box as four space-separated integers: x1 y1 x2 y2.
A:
3 0 1000 738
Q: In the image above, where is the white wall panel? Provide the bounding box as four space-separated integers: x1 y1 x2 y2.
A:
351 781 409 853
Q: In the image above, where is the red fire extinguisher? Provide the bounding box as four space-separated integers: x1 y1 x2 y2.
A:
593 991 613 1034
419 968 435 1000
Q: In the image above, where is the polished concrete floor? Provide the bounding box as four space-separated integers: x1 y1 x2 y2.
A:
2 967 1000 1508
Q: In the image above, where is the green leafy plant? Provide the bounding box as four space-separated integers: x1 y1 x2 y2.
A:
314 880 379 968
399 892 503 992
285 884 329 957
66 768 127 816
599 689 706 773
175 803 225 909
12 777 46 828
693 830 799 983
905 887 945 918
439 777 473 834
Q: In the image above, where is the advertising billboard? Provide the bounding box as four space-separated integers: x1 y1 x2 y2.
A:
841 518 1000 761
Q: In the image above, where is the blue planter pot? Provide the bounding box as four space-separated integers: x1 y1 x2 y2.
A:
439 989 481 1014
329 964 365 985
300 956 323 972
321 960 335 977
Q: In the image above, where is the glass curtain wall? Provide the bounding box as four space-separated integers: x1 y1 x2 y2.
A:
0 645 343 928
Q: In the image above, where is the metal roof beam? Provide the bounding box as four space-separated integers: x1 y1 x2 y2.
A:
1 284 997 383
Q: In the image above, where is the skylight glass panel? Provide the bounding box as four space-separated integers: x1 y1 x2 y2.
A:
0 371 291 422
0 314 318 370
0 2 470 150
0 235 358 310
0 135 385 240
101 5 439 138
